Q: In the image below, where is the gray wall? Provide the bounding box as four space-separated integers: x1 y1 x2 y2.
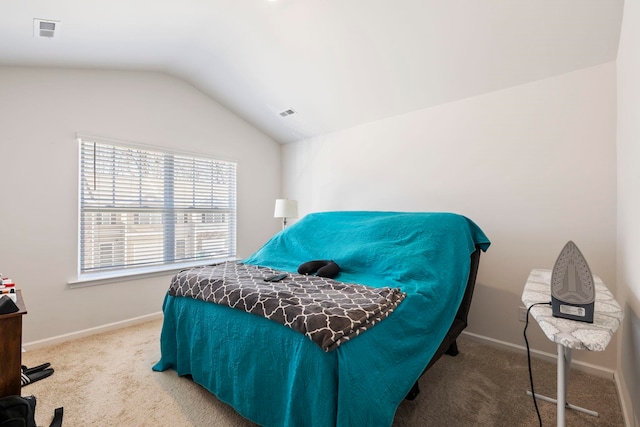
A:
617 0 640 424
0 66 281 343
282 63 618 371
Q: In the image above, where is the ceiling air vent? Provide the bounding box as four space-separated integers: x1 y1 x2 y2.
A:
34 19 60 39
279 109 296 117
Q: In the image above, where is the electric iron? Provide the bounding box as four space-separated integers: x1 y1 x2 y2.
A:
550 241 595 323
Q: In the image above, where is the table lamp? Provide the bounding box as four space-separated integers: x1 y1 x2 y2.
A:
274 199 298 229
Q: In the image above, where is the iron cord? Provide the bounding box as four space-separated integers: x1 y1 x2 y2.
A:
524 302 552 427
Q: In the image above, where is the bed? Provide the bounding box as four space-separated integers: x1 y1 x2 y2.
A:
153 211 490 426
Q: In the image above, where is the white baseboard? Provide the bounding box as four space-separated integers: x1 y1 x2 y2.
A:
460 330 616 380
614 371 634 427
22 311 163 351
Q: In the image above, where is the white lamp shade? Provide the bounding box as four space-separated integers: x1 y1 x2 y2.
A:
274 199 298 219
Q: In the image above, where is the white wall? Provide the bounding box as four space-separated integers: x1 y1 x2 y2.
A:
0 67 281 343
617 0 640 424
282 63 618 369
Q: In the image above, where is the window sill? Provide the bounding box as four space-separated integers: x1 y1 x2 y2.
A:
68 257 238 288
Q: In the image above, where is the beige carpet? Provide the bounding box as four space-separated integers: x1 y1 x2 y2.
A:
21 319 624 427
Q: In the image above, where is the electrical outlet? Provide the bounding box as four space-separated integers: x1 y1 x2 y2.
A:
519 306 528 322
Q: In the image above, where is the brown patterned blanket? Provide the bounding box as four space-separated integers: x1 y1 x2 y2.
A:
168 261 406 351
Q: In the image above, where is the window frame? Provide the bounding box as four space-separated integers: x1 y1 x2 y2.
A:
72 134 238 287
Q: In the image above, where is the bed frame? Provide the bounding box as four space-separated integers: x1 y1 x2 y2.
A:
405 245 482 400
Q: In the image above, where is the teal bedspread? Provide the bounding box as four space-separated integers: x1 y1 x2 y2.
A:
153 211 490 426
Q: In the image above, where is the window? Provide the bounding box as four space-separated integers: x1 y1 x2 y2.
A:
79 137 237 276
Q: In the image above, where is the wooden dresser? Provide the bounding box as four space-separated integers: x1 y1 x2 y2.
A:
0 290 27 398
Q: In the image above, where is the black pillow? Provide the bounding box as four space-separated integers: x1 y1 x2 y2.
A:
297 260 340 279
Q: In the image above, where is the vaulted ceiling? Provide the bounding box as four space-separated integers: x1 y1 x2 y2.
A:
0 0 624 143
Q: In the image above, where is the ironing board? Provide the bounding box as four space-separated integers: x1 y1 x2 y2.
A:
521 269 623 427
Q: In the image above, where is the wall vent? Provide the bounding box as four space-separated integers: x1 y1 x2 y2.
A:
279 109 296 117
34 19 60 39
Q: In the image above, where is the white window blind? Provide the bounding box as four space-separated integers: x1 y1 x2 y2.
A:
79 138 237 275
